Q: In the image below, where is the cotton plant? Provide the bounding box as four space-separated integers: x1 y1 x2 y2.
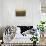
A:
37 21 45 32
44 23 46 30
37 21 46 37
31 35 38 45
31 35 38 41
31 28 38 45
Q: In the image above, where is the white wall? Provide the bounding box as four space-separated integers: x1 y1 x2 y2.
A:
0 0 2 25
0 0 4 27
2 0 41 27
40 0 46 22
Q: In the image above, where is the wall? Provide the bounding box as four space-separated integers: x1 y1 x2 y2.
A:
0 0 2 26
2 0 41 27
41 0 46 22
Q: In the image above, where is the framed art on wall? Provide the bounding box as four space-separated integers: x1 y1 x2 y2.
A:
16 10 26 16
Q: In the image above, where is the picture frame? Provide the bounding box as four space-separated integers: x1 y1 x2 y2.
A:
16 10 26 16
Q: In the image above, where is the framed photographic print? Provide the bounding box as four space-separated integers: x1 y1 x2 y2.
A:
16 10 26 16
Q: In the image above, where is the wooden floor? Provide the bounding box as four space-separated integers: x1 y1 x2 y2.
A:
1 43 33 46
1 37 46 46
40 37 46 45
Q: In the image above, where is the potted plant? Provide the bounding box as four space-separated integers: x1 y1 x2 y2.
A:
37 21 45 37
31 35 38 46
